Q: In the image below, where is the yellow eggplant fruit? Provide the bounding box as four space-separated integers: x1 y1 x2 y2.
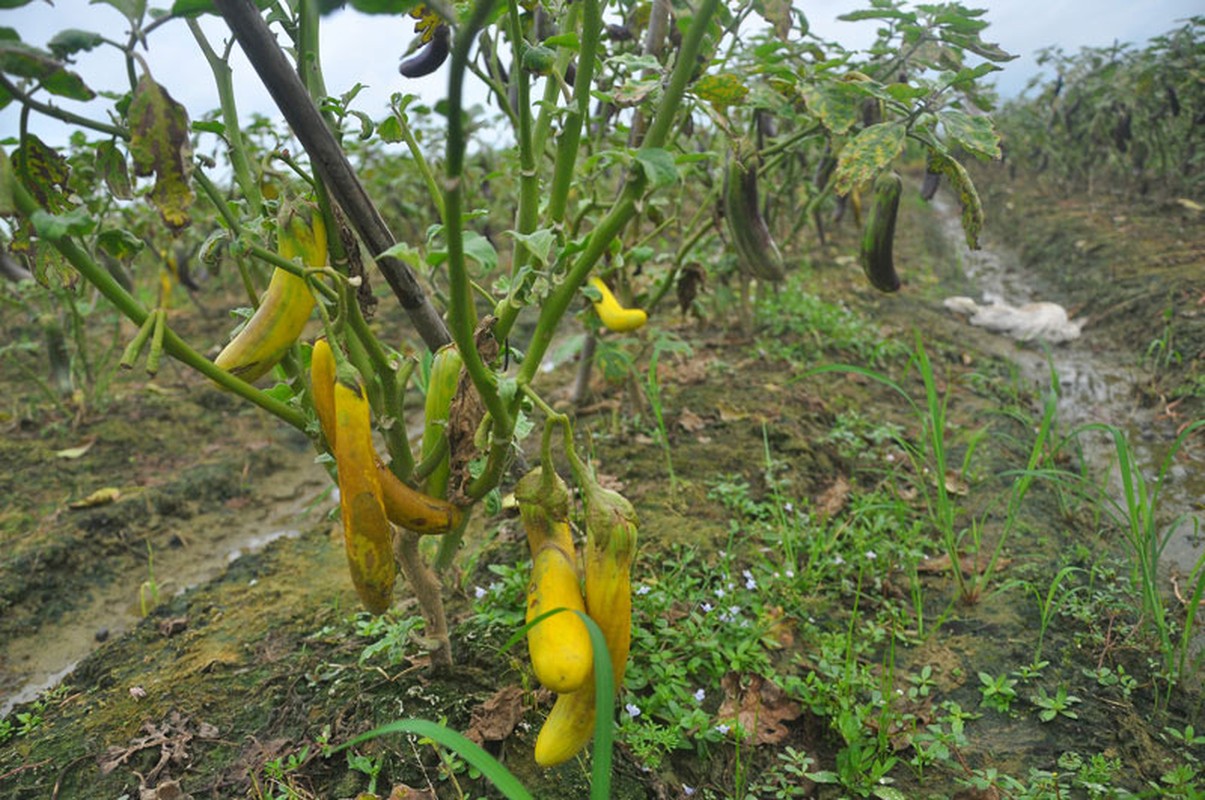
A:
588 277 647 333
333 378 396 615
215 209 326 382
312 339 462 534
534 682 596 767
526 542 592 694
310 337 337 446
514 466 575 558
582 479 638 691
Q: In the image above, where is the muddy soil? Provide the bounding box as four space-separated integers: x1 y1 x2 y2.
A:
1 169 1202 799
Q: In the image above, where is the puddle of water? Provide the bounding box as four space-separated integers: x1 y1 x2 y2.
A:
933 197 1204 575
0 458 330 718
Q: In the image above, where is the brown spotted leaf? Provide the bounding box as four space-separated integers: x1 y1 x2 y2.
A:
928 151 983 249
128 75 194 230
12 133 70 211
96 140 133 199
756 0 792 41
693 72 748 109
834 122 905 195
801 81 865 135
716 673 801 745
463 684 524 745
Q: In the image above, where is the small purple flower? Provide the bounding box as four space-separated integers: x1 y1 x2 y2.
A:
694 688 706 703
625 703 641 719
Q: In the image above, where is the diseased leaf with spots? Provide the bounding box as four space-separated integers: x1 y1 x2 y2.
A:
928 151 983 250
939 109 1001 160
12 134 71 211
128 75 194 230
96 140 132 199
693 72 748 109
756 0 792 41
801 81 866 135
833 122 905 195
0 39 95 100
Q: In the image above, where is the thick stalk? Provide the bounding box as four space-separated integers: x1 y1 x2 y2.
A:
502 0 540 293
395 530 452 668
214 0 451 352
9 175 306 430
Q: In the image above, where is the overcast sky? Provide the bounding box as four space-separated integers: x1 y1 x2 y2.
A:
1 0 1200 148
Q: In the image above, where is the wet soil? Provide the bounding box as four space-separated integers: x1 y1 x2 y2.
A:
1 168 1202 799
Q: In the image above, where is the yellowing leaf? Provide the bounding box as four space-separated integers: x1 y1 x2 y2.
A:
55 438 96 459
128 75 194 230
928 151 984 249
833 122 905 195
69 486 121 509
694 72 748 109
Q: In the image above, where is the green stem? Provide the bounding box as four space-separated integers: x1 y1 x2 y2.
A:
389 99 446 222
9 173 306 431
188 20 262 214
503 0 540 289
0 74 127 139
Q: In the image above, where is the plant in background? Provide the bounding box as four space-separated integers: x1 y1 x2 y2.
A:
1030 685 1081 722
977 671 1019 713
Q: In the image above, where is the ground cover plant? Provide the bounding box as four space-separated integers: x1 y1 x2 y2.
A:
1 1 1203 798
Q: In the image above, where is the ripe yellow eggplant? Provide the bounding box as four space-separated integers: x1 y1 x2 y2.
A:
526 542 592 694
534 683 596 767
514 466 575 558
310 337 337 446
333 378 396 615
582 479 637 691
215 209 326 382
588 277 647 333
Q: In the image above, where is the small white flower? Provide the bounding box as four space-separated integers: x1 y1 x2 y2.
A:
833 554 846 565
783 502 794 513
701 602 713 613
886 453 896 462
745 576 757 590
636 584 651 595
625 703 641 719
683 786 696 797
694 688 706 703
785 569 795 578
865 550 877 561
714 587 725 598
715 723 731 735
474 585 487 599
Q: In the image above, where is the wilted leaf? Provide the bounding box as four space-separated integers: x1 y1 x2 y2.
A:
943 469 969 496
756 0 792 41
834 122 905 195
939 109 1001 160
815 475 851 518
128 75 195 230
927 151 983 249
96 140 133 199
716 673 802 745
694 72 749 109
69 486 121 508
98 227 145 260
463 685 524 745
12 134 70 211
55 438 96 459
677 407 707 433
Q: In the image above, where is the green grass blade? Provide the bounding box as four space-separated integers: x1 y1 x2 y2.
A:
335 719 534 800
577 610 616 800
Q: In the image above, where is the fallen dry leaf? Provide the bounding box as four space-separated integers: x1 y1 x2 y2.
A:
55 437 96 459
716 673 802 745
917 552 1011 577
463 685 525 745
69 486 121 509
815 475 851 519
678 407 707 433
388 787 437 800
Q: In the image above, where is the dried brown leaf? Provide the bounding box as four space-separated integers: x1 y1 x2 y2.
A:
463 684 525 745
716 673 802 745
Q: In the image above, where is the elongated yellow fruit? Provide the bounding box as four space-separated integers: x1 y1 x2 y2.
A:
588 277 647 333
333 379 396 615
515 466 575 558
310 338 337 446
312 339 462 534
534 683 596 767
526 542 592 694
215 212 326 382
582 481 637 690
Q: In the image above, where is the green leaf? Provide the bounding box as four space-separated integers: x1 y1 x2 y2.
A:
0 0 37 7
96 140 132 199
90 0 147 22
170 0 272 16
376 115 403 143
938 109 1001 160
127 74 194 230
506 227 556 266
98 227 144 260
634 147 678 190
462 231 498 272
802 81 865 135
47 29 106 59
347 0 421 14
0 148 15 215
928 151 983 250
30 207 96 239
378 240 422 265
939 30 1015 63
190 119 225 135
542 32 579 50
885 82 928 103
0 40 95 101
838 8 914 22
833 122 905 195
